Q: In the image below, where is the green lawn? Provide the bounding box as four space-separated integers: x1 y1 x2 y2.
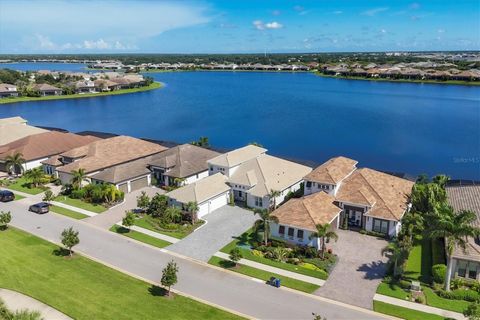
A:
5 177 47 195
54 196 107 213
219 230 328 280
373 301 447 320
0 82 162 104
110 225 171 249
208 256 320 293
50 205 89 220
13 193 25 201
0 227 242 320
134 216 202 239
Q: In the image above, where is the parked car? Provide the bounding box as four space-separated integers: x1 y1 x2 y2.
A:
0 190 15 202
29 202 50 214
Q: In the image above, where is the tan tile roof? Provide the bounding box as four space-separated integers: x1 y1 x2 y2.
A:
41 155 63 166
304 156 357 185
166 173 230 204
0 117 48 145
336 168 414 221
148 144 221 178
57 136 167 174
228 154 312 197
272 191 341 231
208 145 267 167
90 157 152 184
0 131 99 162
32 83 62 91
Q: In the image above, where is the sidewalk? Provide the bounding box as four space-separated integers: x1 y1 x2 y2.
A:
117 223 179 244
373 294 466 320
214 252 326 286
0 288 72 320
50 201 98 217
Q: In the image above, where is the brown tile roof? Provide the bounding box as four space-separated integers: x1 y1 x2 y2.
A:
57 136 167 174
90 157 152 184
148 144 221 178
32 83 62 91
0 131 99 162
272 191 341 231
304 156 357 185
41 155 63 166
336 168 414 221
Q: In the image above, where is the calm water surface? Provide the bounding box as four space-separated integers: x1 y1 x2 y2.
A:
1 63 479 179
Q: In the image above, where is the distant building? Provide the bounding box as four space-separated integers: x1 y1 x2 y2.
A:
0 83 18 98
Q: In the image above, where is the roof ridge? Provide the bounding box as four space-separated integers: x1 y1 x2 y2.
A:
301 200 318 229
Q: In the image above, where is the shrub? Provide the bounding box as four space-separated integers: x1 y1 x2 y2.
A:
415 296 425 304
252 250 264 257
398 279 412 290
300 262 322 271
436 289 480 302
70 188 86 199
432 264 447 284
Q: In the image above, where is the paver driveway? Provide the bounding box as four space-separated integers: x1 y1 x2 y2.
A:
315 229 389 310
167 206 256 261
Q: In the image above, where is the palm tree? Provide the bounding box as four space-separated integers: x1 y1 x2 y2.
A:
309 223 339 259
401 210 424 242
70 168 87 190
103 184 119 203
163 206 182 224
4 152 25 177
428 205 480 291
382 237 412 277
265 247 290 262
253 208 279 245
432 174 450 188
268 189 281 212
24 167 44 188
186 201 199 224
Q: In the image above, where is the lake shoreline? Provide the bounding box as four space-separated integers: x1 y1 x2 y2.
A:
0 82 163 105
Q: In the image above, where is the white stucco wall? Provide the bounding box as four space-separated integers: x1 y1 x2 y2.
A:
270 222 320 249
303 180 335 196
23 158 49 171
183 170 209 185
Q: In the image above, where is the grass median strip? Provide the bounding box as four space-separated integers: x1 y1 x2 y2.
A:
54 196 107 213
208 256 320 294
5 177 46 195
13 193 25 201
373 301 447 320
49 205 89 220
110 225 171 249
0 227 242 320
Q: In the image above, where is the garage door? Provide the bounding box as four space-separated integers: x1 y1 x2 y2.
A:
130 176 149 192
117 183 128 194
208 192 229 213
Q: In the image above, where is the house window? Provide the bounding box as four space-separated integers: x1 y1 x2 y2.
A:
255 197 263 207
287 227 294 238
458 261 467 278
373 219 389 234
469 268 477 280
297 229 304 239
279 225 285 235
306 181 312 188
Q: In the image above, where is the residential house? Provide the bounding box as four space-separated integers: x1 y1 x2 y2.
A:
148 144 221 187
75 80 96 93
32 83 63 96
0 116 48 145
0 83 18 98
53 136 168 188
270 191 342 249
208 145 312 209
446 184 480 282
0 131 98 173
93 79 121 92
166 173 231 218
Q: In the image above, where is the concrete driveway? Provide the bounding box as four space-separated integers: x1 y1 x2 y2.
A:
315 229 389 310
167 206 256 262
84 187 164 229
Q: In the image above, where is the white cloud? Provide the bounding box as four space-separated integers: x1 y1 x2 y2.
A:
253 20 283 30
438 29 445 33
381 29 387 34
32 35 136 51
35 34 55 49
361 7 389 16
265 22 283 29
83 39 110 49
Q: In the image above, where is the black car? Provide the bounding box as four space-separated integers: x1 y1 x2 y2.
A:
29 202 50 214
0 190 15 202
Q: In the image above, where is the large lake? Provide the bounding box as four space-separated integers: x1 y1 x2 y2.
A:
1 63 479 179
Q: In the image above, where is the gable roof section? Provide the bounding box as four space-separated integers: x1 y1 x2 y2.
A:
166 173 230 204
0 117 49 145
90 157 152 184
148 144 221 178
32 83 62 91
0 131 99 162
336 168 414 221
272 191 341 231
304 156 358 185
228 154 312 197
207 145 267 167
57 136 167 174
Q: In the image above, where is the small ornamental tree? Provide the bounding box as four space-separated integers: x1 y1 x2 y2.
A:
122 211 136 232
229 247 242 266
42 190 55 204
61 227 79 257
464 302 480 320
137 191 150 212
161 260 179 297
0 211 12 230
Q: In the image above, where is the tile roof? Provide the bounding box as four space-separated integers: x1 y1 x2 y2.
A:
336 168 414 221
0 83 17 93
166 173 230 204
148 144 221 178
0 131 99 162
32 83 62 91
304 156 358 185
272 191 341 231
228 154 312 197
208 145 267 167
57 136 167 174
90 157 152 184
0 117 48 145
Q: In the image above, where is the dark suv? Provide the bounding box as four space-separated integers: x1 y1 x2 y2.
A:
29 202 50 214
0 190 15 202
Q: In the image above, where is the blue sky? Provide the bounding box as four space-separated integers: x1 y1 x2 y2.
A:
0 0 479 53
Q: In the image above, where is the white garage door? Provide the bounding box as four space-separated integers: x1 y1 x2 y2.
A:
197 192 229 219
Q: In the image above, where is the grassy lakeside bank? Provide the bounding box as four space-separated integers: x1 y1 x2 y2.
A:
0 82 162 105
0 227 242 320
315 72 480 86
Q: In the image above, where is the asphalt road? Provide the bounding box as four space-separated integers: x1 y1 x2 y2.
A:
3 199 390 320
